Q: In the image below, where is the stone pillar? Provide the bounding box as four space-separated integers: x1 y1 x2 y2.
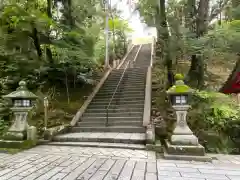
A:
27 126 37 142
171 105 198 146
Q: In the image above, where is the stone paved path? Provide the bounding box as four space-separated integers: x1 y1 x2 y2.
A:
0 145 240 180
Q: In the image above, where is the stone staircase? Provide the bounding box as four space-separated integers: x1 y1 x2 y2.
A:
48 44 152 150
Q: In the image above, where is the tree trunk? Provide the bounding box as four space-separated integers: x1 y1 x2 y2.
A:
46 0 53 63
32 27 42 58
158 0 174 87
187 0 209 88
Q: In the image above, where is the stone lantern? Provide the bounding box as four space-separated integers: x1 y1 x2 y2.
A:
164 74 210 161
2 81 38 141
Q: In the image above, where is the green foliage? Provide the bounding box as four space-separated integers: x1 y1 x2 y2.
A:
0 119 8 134
0 0 130 94
188 91 240 153
0 0 130 136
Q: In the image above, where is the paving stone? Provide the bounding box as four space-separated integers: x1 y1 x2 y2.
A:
157 166 199 173
89 170 108 180
35 167 64 180
98 159 115 171
8 175 24 180
0 168 14 176
145 172 157 180
131 169 145 180
158 177 205 180
61 158 88 173
147 151 156 159
30 154 55 165
103 159 126 180
62 158 96 180
77 158 106 180
0 164 33 180
11 160 32 169
2 145 240 180
23 164 57 180
12 154 39 163
177 163 240 171
157 170 181 177
157 161 177 167
199 168 240 176
135 161 146 170
49 172 68 180
180 172 229 179
146 162 157 173
118 160 135 180
227 175 240 180
19 161 50 176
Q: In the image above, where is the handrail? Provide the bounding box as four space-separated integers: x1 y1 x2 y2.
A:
105 45 142 126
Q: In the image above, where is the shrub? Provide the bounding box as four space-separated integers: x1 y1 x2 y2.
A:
188 90 240 154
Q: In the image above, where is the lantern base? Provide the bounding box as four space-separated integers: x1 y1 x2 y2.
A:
171 134 199 146
3 131 26 141
163 151 212 162
165 140 205 155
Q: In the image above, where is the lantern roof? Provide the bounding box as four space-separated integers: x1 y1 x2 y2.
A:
167 74 194 95
3 81 38 99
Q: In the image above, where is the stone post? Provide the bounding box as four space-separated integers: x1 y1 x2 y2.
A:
27 126 37 142
164 74 211 161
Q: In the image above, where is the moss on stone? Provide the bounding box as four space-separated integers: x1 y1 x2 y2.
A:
2 131 26 141
0 139 37 149
43 124 70 140
174 73 184 80
167 73 193 94
0 148 22 154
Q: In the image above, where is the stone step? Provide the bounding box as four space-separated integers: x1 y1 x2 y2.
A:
102 83 145 87
82 112 143 117
101 84 145 89
53 132 146 144
78 120 143 126
44 142 146 150
71 126 146 133
89 100 144 105
87 104 144 109
81 116 142 122
85 107 144 113
98 88 145 93
92 96 145 102
96 91 145 96
103 82 145 86
99 87 145 91
110 71 146 75
105 79 145 82
92 97 145 101
105 77 146 80
107 76 146 79
101 85 146 90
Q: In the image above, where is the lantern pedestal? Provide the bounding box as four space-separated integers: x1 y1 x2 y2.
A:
4 107 32 141
164 105 211 161
170 105 199 145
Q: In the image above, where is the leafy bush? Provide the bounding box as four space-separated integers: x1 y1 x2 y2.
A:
188 90 240 154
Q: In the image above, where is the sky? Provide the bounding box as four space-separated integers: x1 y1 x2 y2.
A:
111 0 146 37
